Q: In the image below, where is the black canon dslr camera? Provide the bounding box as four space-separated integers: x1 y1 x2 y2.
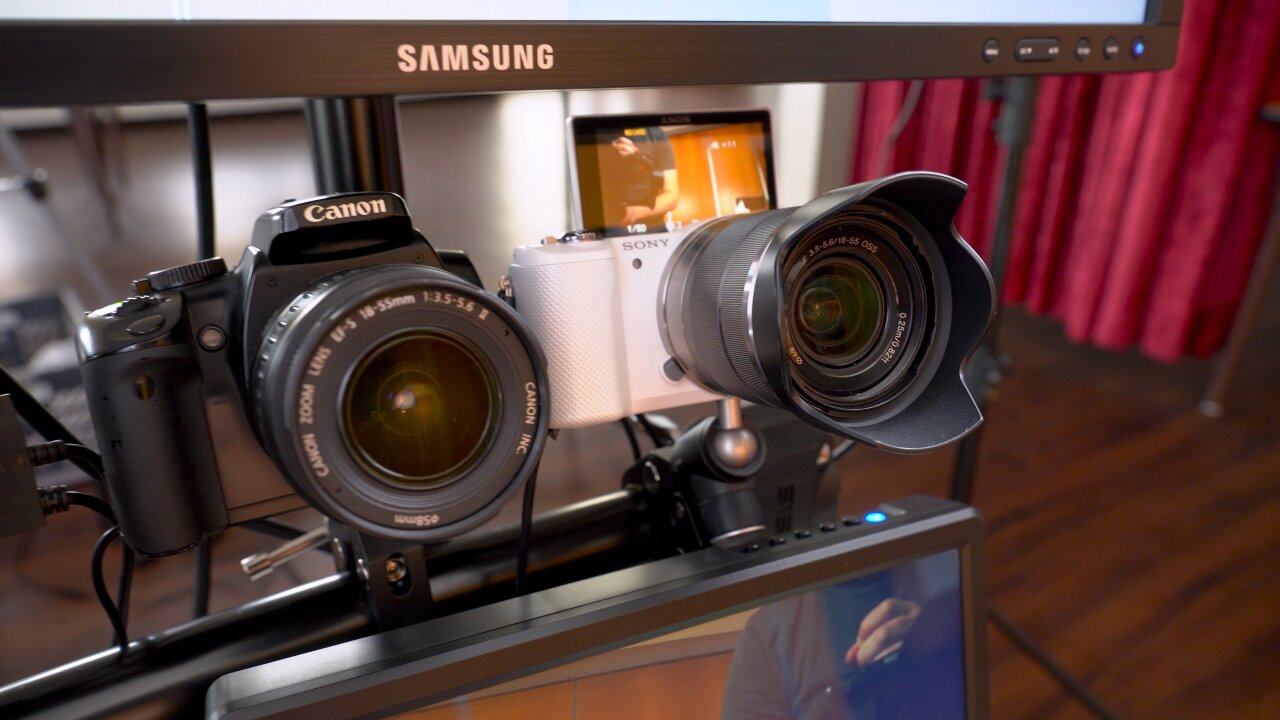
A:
79 193 550 557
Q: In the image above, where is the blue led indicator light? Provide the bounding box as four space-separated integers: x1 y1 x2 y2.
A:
1133 39 1146 57
865 511 887 523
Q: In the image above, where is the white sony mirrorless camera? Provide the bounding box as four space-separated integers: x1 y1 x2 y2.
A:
509 172 997 452
510 224 719 429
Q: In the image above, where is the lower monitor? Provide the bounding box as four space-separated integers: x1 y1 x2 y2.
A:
208 495 988 719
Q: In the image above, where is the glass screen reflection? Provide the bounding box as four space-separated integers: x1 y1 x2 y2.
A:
723 549 965 719
406 549 965 720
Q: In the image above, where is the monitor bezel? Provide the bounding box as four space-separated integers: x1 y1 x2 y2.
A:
207 495 988 719
0 1 1182 108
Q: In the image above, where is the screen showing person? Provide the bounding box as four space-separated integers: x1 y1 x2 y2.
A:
571 111 776 237
722 549 966 720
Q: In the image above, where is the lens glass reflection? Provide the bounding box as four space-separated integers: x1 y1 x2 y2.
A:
792 260 884 366
344 331 499 487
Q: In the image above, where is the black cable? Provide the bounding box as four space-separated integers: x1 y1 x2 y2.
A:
187 102 216 261
116 542 135 631
1 364 82 445
2 366 103 480
989 606 1120 720
874 79 926 178
28 441 107 488
515 466 539 596
633 414 671 448
63 443 106 480
192 540 212 618
90 527 129 655
619 418 641 461
64 490 116 523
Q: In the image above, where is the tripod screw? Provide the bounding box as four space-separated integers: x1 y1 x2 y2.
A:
385 557 408 584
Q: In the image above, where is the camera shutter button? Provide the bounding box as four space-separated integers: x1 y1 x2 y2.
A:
126 314 166 336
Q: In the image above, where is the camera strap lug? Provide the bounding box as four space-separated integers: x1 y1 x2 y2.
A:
498 274 514 304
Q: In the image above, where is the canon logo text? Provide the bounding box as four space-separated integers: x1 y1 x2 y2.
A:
303 198 388 223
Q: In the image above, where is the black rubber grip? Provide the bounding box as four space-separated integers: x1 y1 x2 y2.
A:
82 343 228 556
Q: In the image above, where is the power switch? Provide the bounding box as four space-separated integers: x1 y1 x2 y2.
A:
1014 38 1061 62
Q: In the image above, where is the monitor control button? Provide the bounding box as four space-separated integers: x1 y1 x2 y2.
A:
982 38 1000 63
1104 37 1121 60
1075 37 1092 61
1015 38 1061 62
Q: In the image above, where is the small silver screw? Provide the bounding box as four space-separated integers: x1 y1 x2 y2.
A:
385 557 408 583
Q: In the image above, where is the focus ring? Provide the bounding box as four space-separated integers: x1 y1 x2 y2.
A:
252 274 343 437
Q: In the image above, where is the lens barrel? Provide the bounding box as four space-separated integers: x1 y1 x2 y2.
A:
661 172 995 452
253 264 548 541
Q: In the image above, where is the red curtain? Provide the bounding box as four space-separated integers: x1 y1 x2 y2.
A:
849 0 1280 361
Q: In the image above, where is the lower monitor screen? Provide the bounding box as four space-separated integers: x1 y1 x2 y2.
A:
571 111 776 238
402 548 965 719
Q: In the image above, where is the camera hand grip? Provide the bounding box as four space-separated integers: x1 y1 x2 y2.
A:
82 344 228 557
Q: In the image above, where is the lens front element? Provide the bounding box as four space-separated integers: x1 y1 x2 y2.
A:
792 259 884 366
344 331 499 487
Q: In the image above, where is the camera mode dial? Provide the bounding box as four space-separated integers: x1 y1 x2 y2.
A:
145 257 229 292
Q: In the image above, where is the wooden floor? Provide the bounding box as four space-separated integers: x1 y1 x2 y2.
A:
1 113 1277 719
835 298 1280 720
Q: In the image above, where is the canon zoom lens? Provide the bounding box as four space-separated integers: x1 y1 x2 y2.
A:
253 264 548 542
660 172 995 452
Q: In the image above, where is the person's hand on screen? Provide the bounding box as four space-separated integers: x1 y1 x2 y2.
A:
612 136 639 156
845 598 921 668
621 205 653 224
